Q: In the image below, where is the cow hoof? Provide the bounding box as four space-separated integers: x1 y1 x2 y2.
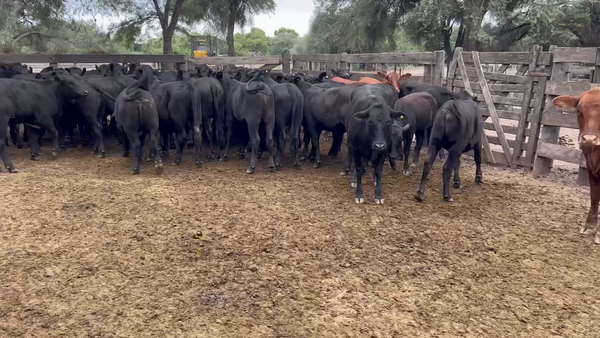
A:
375 198 384 204
7 167 18 173
403 170 410 176
414 191 425 202
443 196 454 202
51 151 58 158
123 152 130 157
239 154 246 159
155 163 164 174
173 160 181 166
132 169 140 175
299 156 306 161
350 182 357 188
391 165 399 172
313 161 322 168
246 167 255 174
595 235 600 245
453 182 462 189
411 162 419 167
30 154 40 161
339 171 348 176
581 227 596 235
98 151 106 159
354 197 364 204
195 160 203 166
293 163 301 168
475 175 483 184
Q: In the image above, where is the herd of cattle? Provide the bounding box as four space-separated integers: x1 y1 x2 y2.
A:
0 61 485 204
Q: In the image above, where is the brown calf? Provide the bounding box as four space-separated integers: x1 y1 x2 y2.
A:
554 88 600 244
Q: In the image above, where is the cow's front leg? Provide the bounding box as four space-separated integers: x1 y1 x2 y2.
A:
584 169 600 244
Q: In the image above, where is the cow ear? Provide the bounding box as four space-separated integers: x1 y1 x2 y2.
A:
319 72 327 80
216 71 224 80
553 95 580 113
377 71 388 80
109 63 114 72
391 110 409 121
65 68 71 74
353 110 370 120
29 67 33 73
293 76 302 84
35 73 41 79
401 73 412 80
177 69 184 80
331 69 338 76
81 68 86 76
275 75 283 82
95 64 99 71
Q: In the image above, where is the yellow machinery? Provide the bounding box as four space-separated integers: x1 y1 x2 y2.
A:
191 35 218 58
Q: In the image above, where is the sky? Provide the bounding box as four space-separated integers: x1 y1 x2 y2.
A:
251 0 316 37
82 0 316 38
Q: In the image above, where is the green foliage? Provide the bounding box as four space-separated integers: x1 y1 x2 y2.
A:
274 27 299 37
269 30 298 55
141 33 192 56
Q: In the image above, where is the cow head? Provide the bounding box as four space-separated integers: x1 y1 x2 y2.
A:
554 88 600 147
388 120 411 160
52 72 88 98
377 71 412 92
354 103 409 153
331 68 352 79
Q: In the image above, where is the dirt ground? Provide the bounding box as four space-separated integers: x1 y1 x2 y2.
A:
1 139 599 338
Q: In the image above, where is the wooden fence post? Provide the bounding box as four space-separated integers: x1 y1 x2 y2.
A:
282 50 291 74
432 51 445 86
446 48 461 90
533 46 565 176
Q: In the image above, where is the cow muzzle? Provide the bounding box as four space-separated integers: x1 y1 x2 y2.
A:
373 143 386 151
580 134 600 146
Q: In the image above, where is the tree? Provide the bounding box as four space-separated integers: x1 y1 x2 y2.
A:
269 27 298 55
204 0 275 56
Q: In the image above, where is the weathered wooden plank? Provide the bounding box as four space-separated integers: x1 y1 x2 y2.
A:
0 53 187 64
453 81 526 93
433 51 445 87
282 50 291 75
570 66 593 76
536 141 583 165
480 108 523 121
533 46 565 176
526 75 549 164
472 51 512 164
488 135 525 149
544 81 600 96
553 47 597 63
474 94 531 107
466 149 505 165
190 56 281 65
594 47 600 83
462 52 552 65
457 52 473 94
341 52 436 64
483 123 527 136
463 68 528 84
540 112 578 129
292 54 342 62
513 45 541 164
446 48 460 90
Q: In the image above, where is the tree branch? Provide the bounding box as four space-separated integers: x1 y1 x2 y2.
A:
152 0 166 29
11 31 51 53
167 0 185 34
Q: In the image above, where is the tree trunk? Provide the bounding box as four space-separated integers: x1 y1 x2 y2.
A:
442 28 453 70
462 0 489 51
163 30 174 70
227 14 235 56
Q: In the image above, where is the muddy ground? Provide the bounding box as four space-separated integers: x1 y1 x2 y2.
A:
1 139 599 338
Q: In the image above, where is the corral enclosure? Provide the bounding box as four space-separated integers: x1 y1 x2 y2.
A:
1 49 600 337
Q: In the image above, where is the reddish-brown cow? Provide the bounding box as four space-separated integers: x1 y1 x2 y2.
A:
330 71 412 91
554 88 600 244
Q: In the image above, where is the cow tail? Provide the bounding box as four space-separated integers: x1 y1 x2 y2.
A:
289 89 303 150
188 83 202 145
137 100 144 128
245 78 265 94
445 102 467 148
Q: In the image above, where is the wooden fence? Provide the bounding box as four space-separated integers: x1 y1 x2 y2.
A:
291 51 445 86
445 46 551 168
531 47 600 185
